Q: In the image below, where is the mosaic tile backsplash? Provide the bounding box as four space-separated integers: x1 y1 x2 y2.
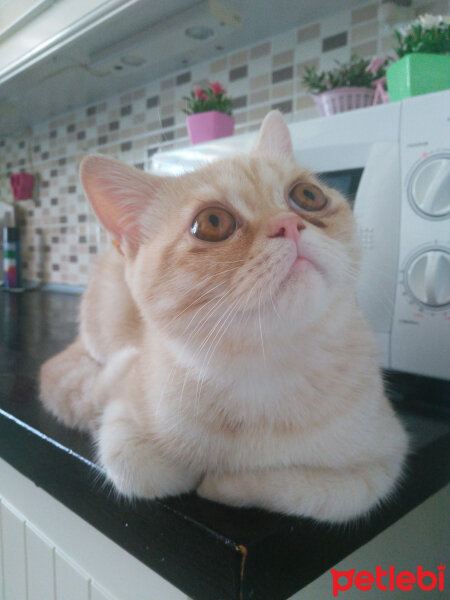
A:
0 0 446 286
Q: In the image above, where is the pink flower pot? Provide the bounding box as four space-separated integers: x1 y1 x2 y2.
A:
10 173 34 200
313 87 375 116
186 111 234 144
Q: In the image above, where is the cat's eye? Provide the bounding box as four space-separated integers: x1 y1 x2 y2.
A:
191 207 236 242
289 182 327 212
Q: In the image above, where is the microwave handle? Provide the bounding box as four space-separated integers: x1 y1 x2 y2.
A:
354 142 401 367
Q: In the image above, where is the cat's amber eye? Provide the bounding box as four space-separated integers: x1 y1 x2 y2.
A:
191 207 236 242
289 182 327 212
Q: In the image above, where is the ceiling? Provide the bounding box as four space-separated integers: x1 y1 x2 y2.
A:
0 0 367 137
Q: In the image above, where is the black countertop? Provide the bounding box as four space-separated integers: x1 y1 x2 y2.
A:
0 290 449 600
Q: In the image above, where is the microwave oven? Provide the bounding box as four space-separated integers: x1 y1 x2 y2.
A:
151 90 450 381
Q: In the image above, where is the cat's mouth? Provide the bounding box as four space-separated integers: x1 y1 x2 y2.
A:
278 252 319 289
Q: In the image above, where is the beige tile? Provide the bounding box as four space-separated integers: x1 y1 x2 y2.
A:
234 111 247 125
351 39 378 58
160 103 175 117
133 113 145 124
229 49 248 67
351 3 378 25
351 21 379 44
249 106 269 122
272 50 294 68
210 57 227 73
296 57 320 79
250 88 270 104
160 90 175 104
133 87 146 100
296 95 315 110
250 73 270 90
272 81 293 99
250 41 270 59
175 126 188 139
160 77 175 90
297 23 320 44
120 92 132 104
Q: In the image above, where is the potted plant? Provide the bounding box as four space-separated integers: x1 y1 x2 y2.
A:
302 55 389 116
183 82 234 144
387 14 450 101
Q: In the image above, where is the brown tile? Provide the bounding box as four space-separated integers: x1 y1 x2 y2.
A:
351 3 378 24
296 96 315 110
297 23 320 44
322 31 348 52
120 105 132 117
351 39 378 58
351 21 379 44
229 50 248 67
176 71 191 85
272 50 294 68
250 73 270 90
229 65 248 81
272 66 293 84
232 96 247 110
271 100 293 114
250 42 270 59
146 96 159 109
210 57 227 73
250 88 270 104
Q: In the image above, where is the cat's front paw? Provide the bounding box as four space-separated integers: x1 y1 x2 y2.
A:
98 401 199 499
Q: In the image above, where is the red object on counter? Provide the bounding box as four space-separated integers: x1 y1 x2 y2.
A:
10 173 34 200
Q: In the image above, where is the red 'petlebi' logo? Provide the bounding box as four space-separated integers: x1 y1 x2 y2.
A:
331 564 446 597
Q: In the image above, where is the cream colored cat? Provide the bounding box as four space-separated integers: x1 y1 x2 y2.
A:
40 111 408 523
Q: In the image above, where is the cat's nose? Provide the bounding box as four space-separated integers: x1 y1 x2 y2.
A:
267 214 305 242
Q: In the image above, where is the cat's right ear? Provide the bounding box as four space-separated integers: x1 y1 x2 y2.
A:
253 110 295 163
80 155 162 255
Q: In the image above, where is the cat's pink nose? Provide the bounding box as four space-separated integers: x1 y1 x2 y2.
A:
267 214 305 242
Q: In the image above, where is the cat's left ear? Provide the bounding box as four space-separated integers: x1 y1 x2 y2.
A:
253 110 295 163
80 155 163 256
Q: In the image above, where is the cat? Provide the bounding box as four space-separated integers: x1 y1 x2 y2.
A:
40 110 408 523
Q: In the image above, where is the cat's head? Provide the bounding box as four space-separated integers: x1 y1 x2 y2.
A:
80 111 358 347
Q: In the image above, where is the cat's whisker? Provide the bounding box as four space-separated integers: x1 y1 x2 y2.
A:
176 291 233 405
194 295 243 412
258 290 266 367
164 265 244 328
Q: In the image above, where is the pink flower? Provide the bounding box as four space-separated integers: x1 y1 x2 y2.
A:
209 82 226 95
366 56 387 75
194 87 208 100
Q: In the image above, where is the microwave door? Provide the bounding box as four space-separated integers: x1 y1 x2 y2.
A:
353 142 401 369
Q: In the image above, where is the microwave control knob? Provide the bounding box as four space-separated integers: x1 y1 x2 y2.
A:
406 249 450 307
409 154 450 218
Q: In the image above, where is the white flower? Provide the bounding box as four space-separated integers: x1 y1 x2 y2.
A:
417 14 448 29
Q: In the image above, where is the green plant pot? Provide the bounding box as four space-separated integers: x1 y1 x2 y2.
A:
387 53 450 101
